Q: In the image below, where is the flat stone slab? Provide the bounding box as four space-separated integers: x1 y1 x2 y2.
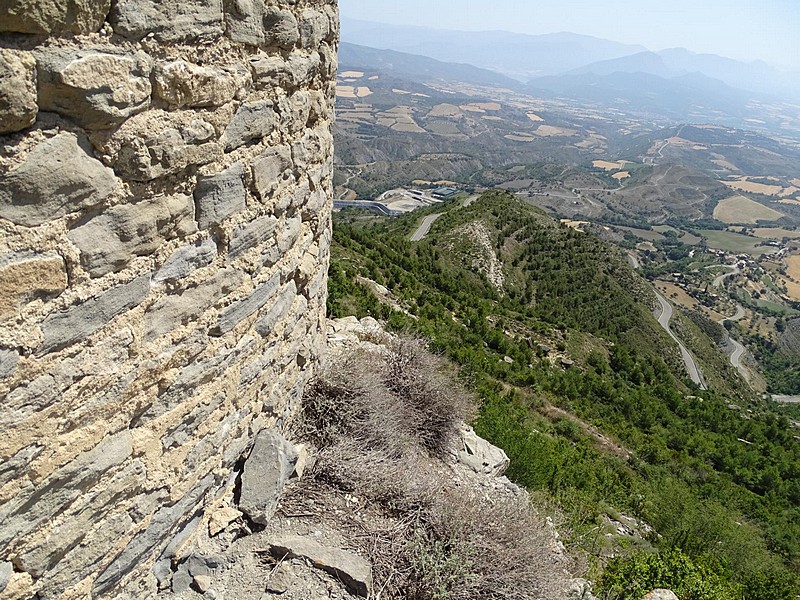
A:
268 535 373 598
238 429 298 525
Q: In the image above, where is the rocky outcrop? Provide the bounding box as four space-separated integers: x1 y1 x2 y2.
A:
0 1 337 598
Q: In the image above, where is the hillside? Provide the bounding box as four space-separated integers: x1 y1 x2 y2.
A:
328 191 800 597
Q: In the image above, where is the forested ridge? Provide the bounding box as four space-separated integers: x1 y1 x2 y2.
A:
328 191 800 598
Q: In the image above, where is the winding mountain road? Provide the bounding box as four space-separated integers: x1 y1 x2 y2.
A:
712 265 740 288
411 213 442 242
654 289 707 389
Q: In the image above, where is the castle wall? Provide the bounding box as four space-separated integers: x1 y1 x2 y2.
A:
0 2 337 597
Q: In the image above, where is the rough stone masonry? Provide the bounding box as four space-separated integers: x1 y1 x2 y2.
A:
0 1 338 597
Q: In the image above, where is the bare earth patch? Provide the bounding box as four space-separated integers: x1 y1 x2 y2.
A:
721 178 784 196
339 70 364 78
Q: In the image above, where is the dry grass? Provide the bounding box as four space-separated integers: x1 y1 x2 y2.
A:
712 195 784 224
291 339 570 600
721 178 784 196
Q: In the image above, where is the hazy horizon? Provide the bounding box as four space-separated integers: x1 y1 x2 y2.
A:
339 0 800 71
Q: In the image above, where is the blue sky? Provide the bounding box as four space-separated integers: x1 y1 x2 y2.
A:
339 0 800 70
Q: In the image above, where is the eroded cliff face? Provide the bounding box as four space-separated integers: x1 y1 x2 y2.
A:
0 1 338 597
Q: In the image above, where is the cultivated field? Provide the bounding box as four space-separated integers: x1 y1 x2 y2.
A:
721 178 784 196
713 195 784 224
699 229 777 257
750 228 800 239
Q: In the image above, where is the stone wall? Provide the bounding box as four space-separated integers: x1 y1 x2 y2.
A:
0 1 337 598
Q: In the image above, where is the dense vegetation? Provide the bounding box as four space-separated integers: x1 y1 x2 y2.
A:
328 191 800 598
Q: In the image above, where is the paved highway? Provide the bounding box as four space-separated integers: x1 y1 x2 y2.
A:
654 289 707 389
410 213 443 242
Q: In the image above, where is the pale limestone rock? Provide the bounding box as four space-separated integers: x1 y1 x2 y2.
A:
112 111 221 181
0 348 18 380
154 237 218 284
208 506 242 537
253 145 293 200
143 268 243 342
0 133 118 227
37 48 152 129
213 273 281 335
194 162 247 229
222 100 276 150
268 535 373 598
69 194 196 277
300 8 330 48
0 50 37 134
263 8 300 49
153 60 250 108
228 214 279 258
110 0 224 42
0 0 110 34
0 251 67 319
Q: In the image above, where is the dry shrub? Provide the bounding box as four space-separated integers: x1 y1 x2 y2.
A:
293 337 570 600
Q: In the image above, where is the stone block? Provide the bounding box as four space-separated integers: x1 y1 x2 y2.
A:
253 145 292 200
212 273 281 335
154 237 218 284
0 50 37 135
228 214 278 258
0 431 133 550
299 9 329 48
268 535 372 597
194 162 246 229
37 48 152 130
93 475 215 597
222 100 276 150
0 133 118 227
276 215 302 253
239 429 298 525
251 51 320 89
0 251 67 319
113 113 222 182
144 268 243 341
110 0 224 42
39 276 150 355
263 8 300 49
255 280 296 338
153 60 250 108
0 348 18 380
0 561 11 594
0 0 110 34
69 195 196 277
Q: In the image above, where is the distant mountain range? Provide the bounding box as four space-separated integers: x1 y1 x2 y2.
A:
340 19 800 135
341 18 647 80
339 42 521 90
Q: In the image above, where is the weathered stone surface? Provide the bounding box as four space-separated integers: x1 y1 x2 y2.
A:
0 50 37 134
93 475 215 596
253 145 293 200
39 276 150 354
300 9 330 48
37 48 152 130
0 133 118 227
222 101 276 150
110 0 224 42
643 591 679 600
264 8 300 49
0 0 110 34
114 112 221 181
455 425 510 477
0 348 19 380
239 429 298 525
277 215 302 253
0 251 67 319
251 51 321 89
69 195 195 277
143 268 243 341
153 60 250 108
0 561 11 594
194 162 246 229
255 280 296 338
269 535 373 598
212 273 280 335
0 432 133 550
154 237 217 284
228 214 278 258
224 0 266 47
